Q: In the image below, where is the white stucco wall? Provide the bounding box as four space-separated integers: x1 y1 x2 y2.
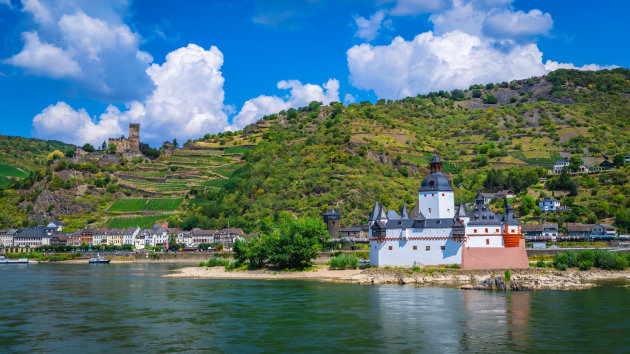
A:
370 227 462 267
418 191 454 219
466 235 504 247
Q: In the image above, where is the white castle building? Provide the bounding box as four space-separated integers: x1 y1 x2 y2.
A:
369 152 528 269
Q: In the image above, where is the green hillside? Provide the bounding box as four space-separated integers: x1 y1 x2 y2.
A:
0 68 628 234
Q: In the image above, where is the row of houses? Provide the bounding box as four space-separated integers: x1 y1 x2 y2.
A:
523 223 618 242
0 221 245 250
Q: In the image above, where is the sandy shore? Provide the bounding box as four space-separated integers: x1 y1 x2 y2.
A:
165 266 630 290
165 265 363 281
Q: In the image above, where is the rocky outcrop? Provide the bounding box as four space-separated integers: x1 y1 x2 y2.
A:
346 268 630 291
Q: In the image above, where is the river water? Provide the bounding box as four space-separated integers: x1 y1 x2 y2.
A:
1 263 629 353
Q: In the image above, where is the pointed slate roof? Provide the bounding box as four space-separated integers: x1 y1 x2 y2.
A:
401 204 409 219
379 206 388 220
501 202 520 226
369 201 380 221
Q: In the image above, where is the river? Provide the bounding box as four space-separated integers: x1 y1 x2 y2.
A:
1 263 629 353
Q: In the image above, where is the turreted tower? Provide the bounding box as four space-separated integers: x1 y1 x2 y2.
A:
323 209 340 238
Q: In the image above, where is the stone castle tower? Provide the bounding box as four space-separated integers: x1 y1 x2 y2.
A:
323 209 340 238
109 123 140 154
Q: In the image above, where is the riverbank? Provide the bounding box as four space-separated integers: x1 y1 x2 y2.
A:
165 266 630 290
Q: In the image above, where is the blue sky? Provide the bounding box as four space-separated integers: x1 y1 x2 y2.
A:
0 0 628 146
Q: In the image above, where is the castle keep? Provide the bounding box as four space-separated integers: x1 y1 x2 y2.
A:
109 123 140 154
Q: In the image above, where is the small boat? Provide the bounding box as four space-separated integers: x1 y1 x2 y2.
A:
89 254 110 264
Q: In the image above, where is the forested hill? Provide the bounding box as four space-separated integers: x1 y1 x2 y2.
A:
185 68 630 232
0 68 629 233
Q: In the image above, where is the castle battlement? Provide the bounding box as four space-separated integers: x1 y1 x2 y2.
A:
109 123 140 154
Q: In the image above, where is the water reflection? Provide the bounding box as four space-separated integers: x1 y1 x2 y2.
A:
371 286 531 352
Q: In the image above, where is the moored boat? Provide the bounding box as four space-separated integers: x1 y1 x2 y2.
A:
89 254 110 264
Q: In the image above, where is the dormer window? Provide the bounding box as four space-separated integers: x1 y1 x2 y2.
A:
429 181 435 188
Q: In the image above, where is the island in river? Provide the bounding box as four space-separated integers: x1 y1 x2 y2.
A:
165 265 630 291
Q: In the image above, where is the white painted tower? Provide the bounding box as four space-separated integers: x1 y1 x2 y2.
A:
417 151 455 219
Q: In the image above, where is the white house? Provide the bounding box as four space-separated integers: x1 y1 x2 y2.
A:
0 229 18 247
553 158 570 174
13 227 53 247
123 227 140 245
539 197 560 212
369 152 528 269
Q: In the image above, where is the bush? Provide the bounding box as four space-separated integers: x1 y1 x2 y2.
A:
504 269 511 282
615 256 628 270
554 253 568 268
594 250 617 270
205 257 230 267
536 260 546 267
565 250 577 268
224 261 237 271
329 254 359 269
577 249 595 264
578 260 593 271
556 263 568 271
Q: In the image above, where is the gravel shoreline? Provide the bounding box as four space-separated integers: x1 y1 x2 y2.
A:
165 266 630 290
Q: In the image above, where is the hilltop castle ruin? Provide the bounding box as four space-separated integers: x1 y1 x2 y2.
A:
109 123 140 154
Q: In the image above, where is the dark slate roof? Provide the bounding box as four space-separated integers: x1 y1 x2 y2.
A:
387 210 400 220
418 172 454 192
430 151 441 164
467 204 502 225
385 218 416 228
475 193 485 203
501 204 520 226
379 206 388 220
323 209 340 217
369 201 380 221
416 218 456 229
401 204 409 219
15 227 51 238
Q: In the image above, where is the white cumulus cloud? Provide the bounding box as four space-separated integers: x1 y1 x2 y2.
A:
32 44 229 145
354 10 389 41
32 102 125 146
544 61 617 72
483 9 553 39
347 30 549 99
4 31 81 78
6 1 154 101
231 78 340 129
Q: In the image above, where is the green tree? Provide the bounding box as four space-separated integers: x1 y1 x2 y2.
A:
107 143 117 154
81 143 95 152
569 155 583 172
264 213 328 270
613 153 625 167
472 89 482 98
521 195 536 215
483 94 498 104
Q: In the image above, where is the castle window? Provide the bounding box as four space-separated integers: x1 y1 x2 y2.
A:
486 239 489 245
413 245 417 250
389 246 392 250
426 246 430 251
441 245 445 250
